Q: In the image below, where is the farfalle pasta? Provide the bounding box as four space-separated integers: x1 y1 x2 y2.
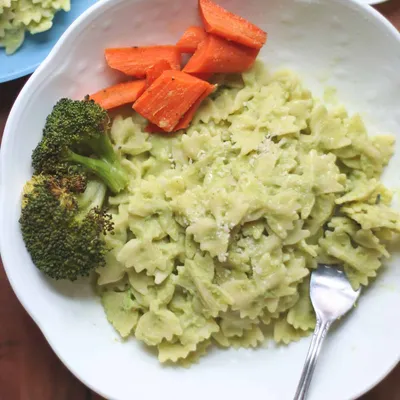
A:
96 61 400 365
0 0 70 54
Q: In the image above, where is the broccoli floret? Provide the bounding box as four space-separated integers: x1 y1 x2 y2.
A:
20 175 113 281
32 98 128 194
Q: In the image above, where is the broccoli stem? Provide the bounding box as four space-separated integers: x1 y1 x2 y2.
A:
78 181 107 210
86 133 119 165
75 180 107 222
67 151 128 194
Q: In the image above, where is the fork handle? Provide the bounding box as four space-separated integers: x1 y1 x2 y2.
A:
293 319 332 400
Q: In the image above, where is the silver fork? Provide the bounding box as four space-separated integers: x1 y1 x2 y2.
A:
293 264 361 400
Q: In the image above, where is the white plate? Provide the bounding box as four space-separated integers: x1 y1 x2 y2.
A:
1 0 400 399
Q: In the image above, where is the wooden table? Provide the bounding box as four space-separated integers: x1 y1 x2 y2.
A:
1 3 400 399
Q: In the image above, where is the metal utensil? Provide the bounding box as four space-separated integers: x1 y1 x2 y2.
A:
294 264 361 400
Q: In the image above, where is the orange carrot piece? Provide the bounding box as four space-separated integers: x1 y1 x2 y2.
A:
174 84 215 130
133 70 213 132
189 72 213 81
146 60 172 88
176 26 207 53
145 122 168 133
198 0 267 50
145 85 214 132
183 34 258 74
105 46 181 77
90 80 146 110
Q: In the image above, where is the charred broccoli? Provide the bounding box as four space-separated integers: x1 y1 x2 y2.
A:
20 175 113 281
32 98 128 194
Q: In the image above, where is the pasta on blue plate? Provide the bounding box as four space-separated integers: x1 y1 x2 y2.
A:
0 0 70 54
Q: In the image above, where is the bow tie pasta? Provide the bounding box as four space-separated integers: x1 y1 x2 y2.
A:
0 0 70 54
97 61 400 365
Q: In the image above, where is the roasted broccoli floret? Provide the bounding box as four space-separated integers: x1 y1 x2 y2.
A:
32 98 128 193
20 175 113 281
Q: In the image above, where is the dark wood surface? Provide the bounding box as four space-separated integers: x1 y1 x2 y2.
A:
1 3 400 399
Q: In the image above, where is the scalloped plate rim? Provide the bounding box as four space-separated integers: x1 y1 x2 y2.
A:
1 0 400 399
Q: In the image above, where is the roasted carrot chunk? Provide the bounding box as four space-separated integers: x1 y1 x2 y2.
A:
104 46 181 77
175 84 215 130
145 122 168 133
146 60 172 87
176 26 207 53
189 72 214 81
199 0 266 49
133 70 213 132
90 80 146 110
183 34 258 74
145 84 215 132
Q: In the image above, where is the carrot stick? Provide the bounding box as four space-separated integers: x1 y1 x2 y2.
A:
145 84 215 132
133 70 213 132
145 122 167 133
174 84 215 130
176 26 207 53
198 0 267 50
189 72 213 81
183 34 258 74
146 60 172 87
105 46 181 77
90 80 146 110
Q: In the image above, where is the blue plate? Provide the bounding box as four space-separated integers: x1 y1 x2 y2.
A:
0 0 97 83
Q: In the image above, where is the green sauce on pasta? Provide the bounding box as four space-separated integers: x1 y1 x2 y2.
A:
97 61 399 364
0 0 70 54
